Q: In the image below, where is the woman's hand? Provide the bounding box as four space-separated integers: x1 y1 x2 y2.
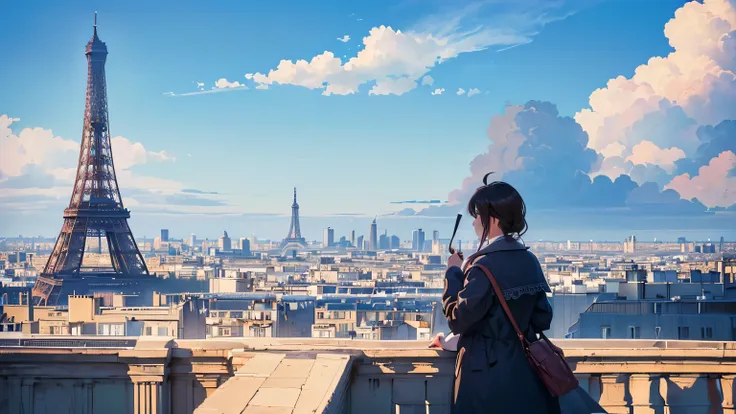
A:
447 252 464 269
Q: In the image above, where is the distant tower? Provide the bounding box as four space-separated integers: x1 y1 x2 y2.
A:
412 229 425 251
351 230 355 247
369 218 378 251
218 231 231 251
357 235 364 250
624 235 636 254
281 187 307 256
32 14 149 306
323 227 334 248
720 236 725 253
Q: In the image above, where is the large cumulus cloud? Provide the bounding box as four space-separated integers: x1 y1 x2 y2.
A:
418 0 736 218
418 100 712 217
574 0 736 207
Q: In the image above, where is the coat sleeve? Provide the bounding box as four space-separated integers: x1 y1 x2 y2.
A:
529 291 553 333
442 266 492 334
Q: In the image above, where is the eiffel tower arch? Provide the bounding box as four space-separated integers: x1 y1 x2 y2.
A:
32 15 152 306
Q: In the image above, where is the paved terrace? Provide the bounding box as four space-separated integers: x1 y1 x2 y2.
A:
0 337 734 413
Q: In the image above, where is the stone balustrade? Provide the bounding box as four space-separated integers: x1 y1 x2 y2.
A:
0 337 734 413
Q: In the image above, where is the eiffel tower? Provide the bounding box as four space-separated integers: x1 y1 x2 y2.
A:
280 188 307 257
32 14 149 306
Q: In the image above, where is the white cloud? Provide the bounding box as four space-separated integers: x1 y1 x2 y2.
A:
245 73 254 80
456 88 466 96
245 2 580 96
256 84 269 90
0 115 225 215
665 150 736 207
337 35 350 43
431 88 445 95
421 75 434 86
0 115 77 178
467 87 480 97
214 78 246 89
110 136 175 171
368 77 417 96
576 0 736 176
625 141 686 173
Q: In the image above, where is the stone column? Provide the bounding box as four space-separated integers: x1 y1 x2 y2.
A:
629 374 665 414
132 378 164 414
598 374 631 414
722 375 735 414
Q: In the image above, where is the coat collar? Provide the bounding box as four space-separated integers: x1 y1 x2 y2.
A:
462 235 528 271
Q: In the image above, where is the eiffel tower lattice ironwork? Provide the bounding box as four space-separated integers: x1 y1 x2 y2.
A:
281 188 307 254
32 14 149 306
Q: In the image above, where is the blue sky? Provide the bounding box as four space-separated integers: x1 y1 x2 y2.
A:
1 0 735 241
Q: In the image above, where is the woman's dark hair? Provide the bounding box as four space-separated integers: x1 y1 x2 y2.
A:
467 172 528 245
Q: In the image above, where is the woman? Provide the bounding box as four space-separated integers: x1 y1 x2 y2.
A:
442 178 560 413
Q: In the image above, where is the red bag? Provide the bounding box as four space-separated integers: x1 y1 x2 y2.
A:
473 263 578 397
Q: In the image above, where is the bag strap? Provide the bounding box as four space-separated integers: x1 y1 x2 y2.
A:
472 263 529 347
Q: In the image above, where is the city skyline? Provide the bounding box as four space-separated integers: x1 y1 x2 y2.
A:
1 0 735 241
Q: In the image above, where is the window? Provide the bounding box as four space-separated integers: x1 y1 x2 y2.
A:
628 326 640 339
601 326 611 339
317 312 325 319
250 326 267 337
230 311 243 319
145 326 152 336
678 326 690 340
158 327 168 336
221 328 231 336
654 327 661 339
98 323 125 336
653 303 661 314
701 327 713 340
49 326 57 335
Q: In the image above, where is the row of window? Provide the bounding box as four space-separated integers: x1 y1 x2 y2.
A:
212 311 272 320
601 326 713 340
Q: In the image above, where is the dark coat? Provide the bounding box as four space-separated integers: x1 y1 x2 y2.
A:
443 236 560 414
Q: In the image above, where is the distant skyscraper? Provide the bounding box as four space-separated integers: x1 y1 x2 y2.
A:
351 230 355 247
161 229 169 242
369 218 378 251
379 231 389 250
677 237 687 244
412 229 425 251
623 235 636 254
720 236 725 253
323 227 334 248
240 238 251 256
357 235 364 250
189 233 196 247
433 230 439 242
390 235 400 250
218 231 232 251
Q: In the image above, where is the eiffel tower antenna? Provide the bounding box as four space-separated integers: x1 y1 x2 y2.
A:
32 17 149 306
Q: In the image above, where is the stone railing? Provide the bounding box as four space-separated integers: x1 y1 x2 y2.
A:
0 337 734 413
